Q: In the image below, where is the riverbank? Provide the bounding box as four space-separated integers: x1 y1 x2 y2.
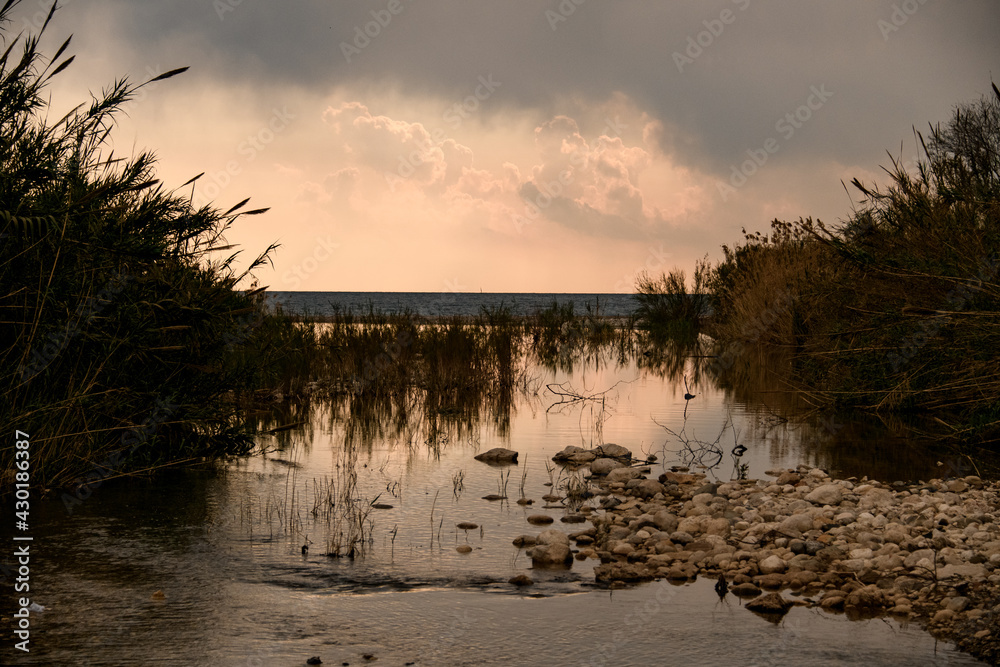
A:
536 446 1000 664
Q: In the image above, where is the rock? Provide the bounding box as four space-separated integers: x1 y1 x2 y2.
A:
612 543 634 556
474 448 518 464
590 457 625 475
844 585 887 612
937 563 987 579
776 471 801 485
858 488 895 510
820 595 845 610
670 531 694 545
946 479 968 493
933 608 956 624
653 511 679 533
903 548 935 568
606 467 643 484
482 494 507 501
788 571 818 587
516 498 534 505
780 513 815 534
636 479 665 499
596 443 632 460
756 573 787 590
456 522 479 530
946 596 970 612
805 484 844 506
509 574 534 586
528 540 572 567
746 593 793 616
731 583 762 597
536 529 569 546
594 562 652 583
666 564 698 581
456 545 472 554
693 482 721 496
759 555 788 575
512 535 537 548
552 446 597 464
527 515 554 525
704 517 731 537
560 514 587 524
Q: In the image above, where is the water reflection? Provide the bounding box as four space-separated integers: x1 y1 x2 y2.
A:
6 333 995 665
256 332 992 485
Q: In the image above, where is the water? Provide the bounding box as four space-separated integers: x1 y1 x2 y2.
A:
3 296 988 666
267 291 637 318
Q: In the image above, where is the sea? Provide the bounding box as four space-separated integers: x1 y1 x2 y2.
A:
266 291 638 318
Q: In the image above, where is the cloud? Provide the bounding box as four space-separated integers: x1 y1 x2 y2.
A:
21 0 1000 290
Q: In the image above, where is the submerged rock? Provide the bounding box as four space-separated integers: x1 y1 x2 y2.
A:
513 534 537 548
746 593 793 616
527 514 554 525
474 448 518 464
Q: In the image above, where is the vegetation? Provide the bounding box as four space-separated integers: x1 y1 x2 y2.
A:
704 83 1000 447
633 258 711 340
0 1 297 491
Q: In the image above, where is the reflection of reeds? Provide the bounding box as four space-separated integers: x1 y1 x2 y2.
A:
496 468 510 499
326 449 376 558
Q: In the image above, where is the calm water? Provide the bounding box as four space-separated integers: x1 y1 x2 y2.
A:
2 312 987 665
267 291 637 318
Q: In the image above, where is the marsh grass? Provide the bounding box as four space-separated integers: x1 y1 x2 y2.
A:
0 1 297 491
634 258 712 340
707 84 1000 447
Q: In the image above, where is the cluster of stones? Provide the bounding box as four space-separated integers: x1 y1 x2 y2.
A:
514 444 1000 662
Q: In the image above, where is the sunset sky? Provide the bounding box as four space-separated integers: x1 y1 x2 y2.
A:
20 0 1000 292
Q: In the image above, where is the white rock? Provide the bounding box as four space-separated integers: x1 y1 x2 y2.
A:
806 484 844 506
759 555 787 574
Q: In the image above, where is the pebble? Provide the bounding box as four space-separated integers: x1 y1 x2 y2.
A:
583 462 1000 662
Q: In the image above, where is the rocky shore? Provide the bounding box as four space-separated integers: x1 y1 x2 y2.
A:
519 445 1000 665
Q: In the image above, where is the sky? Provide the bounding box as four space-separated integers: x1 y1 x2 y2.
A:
14 0 1000 293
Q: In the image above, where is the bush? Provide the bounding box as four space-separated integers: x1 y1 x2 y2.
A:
634 257 711 339
707 83 1000 444
0 1 284 490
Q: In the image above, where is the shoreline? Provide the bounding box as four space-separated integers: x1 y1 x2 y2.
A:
537 447 1000 664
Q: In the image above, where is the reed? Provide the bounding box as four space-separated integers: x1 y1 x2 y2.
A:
0 1 290 492
706 83 1000 447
